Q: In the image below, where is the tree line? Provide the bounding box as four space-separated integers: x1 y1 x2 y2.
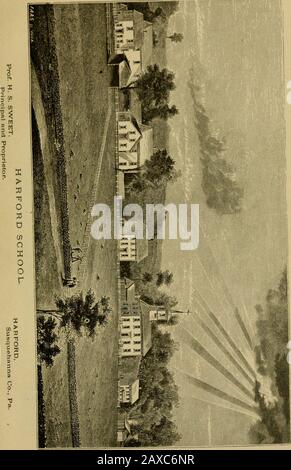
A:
250 268 289 444
124 323 181 446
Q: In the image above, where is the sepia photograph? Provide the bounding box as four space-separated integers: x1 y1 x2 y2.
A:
29 0 289 448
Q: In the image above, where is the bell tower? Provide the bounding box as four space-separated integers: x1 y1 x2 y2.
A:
148 305 191 323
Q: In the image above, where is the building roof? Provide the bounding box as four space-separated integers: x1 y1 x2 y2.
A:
135 237 148 263
123 277 135 289
108 53 129 65
129 89 142 122
117 170 125 199
117 110 152 166
140 300 152 356
120 60 132 89
139 126 153 166
123 277 136 304
118 111 142 135
124 50 142 87
130 114 142 135
108 54 132 89
133 10 145 49
121 299 141 317
141 21 153 72
117 415 131 434
119 356 141 385
125 122 153 167
117 9 144 49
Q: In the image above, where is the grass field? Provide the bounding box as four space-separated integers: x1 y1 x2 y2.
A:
32 109 63 308
31 3 119 447
53 4 112 252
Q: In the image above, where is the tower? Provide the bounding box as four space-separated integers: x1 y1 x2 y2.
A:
146 304 191 323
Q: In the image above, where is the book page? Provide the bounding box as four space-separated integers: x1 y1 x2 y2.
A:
0 0 290 449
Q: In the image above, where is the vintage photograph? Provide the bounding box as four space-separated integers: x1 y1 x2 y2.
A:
29 0 289 448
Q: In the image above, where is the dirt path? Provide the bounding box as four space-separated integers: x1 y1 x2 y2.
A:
75 88 115 285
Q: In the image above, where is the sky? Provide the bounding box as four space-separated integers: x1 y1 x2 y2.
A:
159 0 288 446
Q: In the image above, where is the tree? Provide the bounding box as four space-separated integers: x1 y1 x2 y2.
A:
143 272 154 283
128 266 154 284
188 79 244 214
126 2 180 22
128 149 180 195
201 155 244 214
135 64 178 123
157 1 180 17
149 325 177 363
249 269 290 444
127 324 180 446
37 316 60 366
126 3 166 22
167 315 179 326
144 150 180 185
37 290 111 338
156 270 174 287
136 269 174 287
167 33 184 43
124 437 141 447
255 268 288 378
249 420 273 444
141 290 178 312
274 353 290 422
155 292 178 310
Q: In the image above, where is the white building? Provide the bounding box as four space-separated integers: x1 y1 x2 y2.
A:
110 8 153 89
119 235 148 263
119 294 152 358
120 307 142 357
114 9 144 53
118 111 141 154
117 111 153 172
118 357 141 405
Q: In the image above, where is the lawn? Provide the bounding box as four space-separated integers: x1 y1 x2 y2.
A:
31 3 119 447
53 3 112 252
32 108 63 308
